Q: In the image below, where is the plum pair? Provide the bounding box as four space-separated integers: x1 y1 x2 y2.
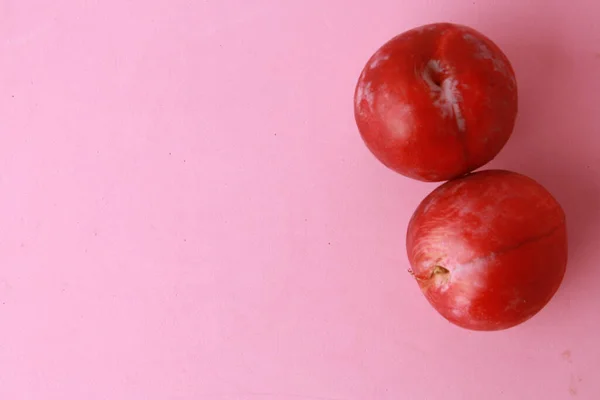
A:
354 23 567 331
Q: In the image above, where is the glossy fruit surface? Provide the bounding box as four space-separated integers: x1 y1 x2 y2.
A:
354 23 518 181
406 170 567 330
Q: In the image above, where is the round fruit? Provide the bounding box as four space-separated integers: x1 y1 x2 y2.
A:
406 170 567 331
354 23 518 182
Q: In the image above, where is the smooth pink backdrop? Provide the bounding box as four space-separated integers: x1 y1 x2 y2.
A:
1 1 599 399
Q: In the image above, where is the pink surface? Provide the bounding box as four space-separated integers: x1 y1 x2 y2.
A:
1 1 599 399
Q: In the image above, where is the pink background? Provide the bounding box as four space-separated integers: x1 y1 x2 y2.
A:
1 0 599 399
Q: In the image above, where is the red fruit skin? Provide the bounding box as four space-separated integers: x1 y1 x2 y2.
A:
354 23 518 182
406 170 567 331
